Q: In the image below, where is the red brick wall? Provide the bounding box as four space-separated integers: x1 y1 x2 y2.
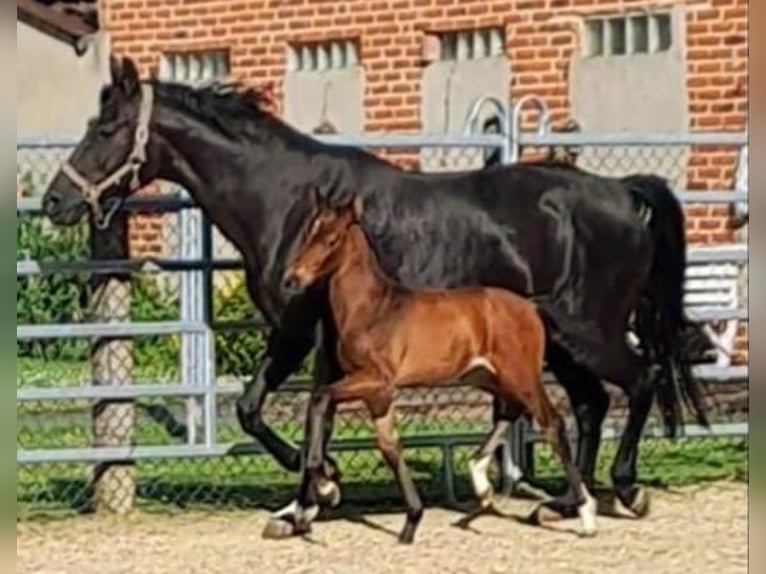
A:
101 0 747 247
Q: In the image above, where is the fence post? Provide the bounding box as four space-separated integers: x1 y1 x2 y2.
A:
496 104 530 495
90 210 135 514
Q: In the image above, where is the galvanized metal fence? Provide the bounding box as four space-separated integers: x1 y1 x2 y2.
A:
17 105 748 516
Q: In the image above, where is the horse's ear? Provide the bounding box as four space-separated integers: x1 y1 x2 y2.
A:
313 186 327 211
109 56 139 97
109 56 122 86
119 57 141 97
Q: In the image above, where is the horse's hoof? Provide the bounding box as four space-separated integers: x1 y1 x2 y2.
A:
579 527 598 539
261 516 298 540
528 503 564 525
316 478 342 508
398 532 415 545
615 486 650 519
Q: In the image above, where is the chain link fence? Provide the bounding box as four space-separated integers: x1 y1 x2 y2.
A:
17 132 748 519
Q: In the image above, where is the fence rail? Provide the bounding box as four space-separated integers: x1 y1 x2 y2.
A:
17 126 748 514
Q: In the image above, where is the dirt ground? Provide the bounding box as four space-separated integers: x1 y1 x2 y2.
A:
18 481 746 574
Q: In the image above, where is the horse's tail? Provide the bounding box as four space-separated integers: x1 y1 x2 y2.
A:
624 174 710 436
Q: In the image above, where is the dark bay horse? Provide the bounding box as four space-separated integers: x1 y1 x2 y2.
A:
284 195 597 542
41 57 708 535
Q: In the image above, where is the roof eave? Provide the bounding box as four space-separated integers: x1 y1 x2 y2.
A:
17 0 98 53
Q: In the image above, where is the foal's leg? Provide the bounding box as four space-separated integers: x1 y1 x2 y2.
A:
455 400 516 530
369 399 424 544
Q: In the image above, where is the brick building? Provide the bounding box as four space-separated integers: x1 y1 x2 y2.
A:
21 1 747 238
50 0 744 239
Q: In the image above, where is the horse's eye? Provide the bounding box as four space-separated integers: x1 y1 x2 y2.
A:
98 123 118 137
326 234 339 247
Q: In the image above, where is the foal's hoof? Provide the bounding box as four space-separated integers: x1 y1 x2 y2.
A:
261 516 299 540
614 486 650 519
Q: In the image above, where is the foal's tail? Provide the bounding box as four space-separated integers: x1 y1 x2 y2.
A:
624 175 710 437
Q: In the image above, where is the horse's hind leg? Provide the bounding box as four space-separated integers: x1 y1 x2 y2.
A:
539 345 610 520
609 359 658 518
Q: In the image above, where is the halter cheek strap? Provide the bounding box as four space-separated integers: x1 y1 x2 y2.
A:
61 83 154 229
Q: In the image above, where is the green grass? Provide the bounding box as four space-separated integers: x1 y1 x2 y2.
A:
18 357 179 388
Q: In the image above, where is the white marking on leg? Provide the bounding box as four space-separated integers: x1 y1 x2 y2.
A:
272 499 319 523
577 484 597 537
465 356 496 375
316 477 342 507
469 454 493 502
614 487 649 518
501 443 524 484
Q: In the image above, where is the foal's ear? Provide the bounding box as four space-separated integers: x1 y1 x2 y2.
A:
351 196 364 221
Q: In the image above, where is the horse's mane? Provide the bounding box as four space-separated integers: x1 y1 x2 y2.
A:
147 79 276 138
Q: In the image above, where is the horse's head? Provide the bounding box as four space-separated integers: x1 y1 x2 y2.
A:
283 192 363 294
42 56 157 229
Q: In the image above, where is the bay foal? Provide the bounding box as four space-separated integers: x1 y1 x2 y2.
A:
283 195 597 543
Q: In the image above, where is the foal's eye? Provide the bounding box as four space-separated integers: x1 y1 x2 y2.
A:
325 234 339 247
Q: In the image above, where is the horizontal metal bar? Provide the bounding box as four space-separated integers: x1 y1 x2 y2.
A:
17 195 195 214
16 245 747 279
686 308 748 322
216 377 314 395
524 421 748 444
17 135 81 148
16 191 747 218
17 131 747 150
677 191 748 204
21 312 743 340
16 257 244 277
518 132 747 147
692 364 748 381
316 133 506 148
17 419 748 465
17 363 746 403
687 245 747 263
17 384 213 402
602 421 748 440
17 321 207 340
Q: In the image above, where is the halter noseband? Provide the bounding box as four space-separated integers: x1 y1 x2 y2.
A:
61 83 154 229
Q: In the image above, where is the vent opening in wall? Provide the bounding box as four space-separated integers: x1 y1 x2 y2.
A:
584 12 673 57
288 40 359 72
159 50 230 84
434 28 505 62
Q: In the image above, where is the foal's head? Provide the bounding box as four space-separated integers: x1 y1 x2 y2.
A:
283 194 363 293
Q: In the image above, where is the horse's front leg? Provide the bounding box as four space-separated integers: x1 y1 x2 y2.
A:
532 346 609 522
235 328 316 471
262 309 344 539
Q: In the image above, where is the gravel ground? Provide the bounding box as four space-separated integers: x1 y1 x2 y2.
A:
18 481 746 574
